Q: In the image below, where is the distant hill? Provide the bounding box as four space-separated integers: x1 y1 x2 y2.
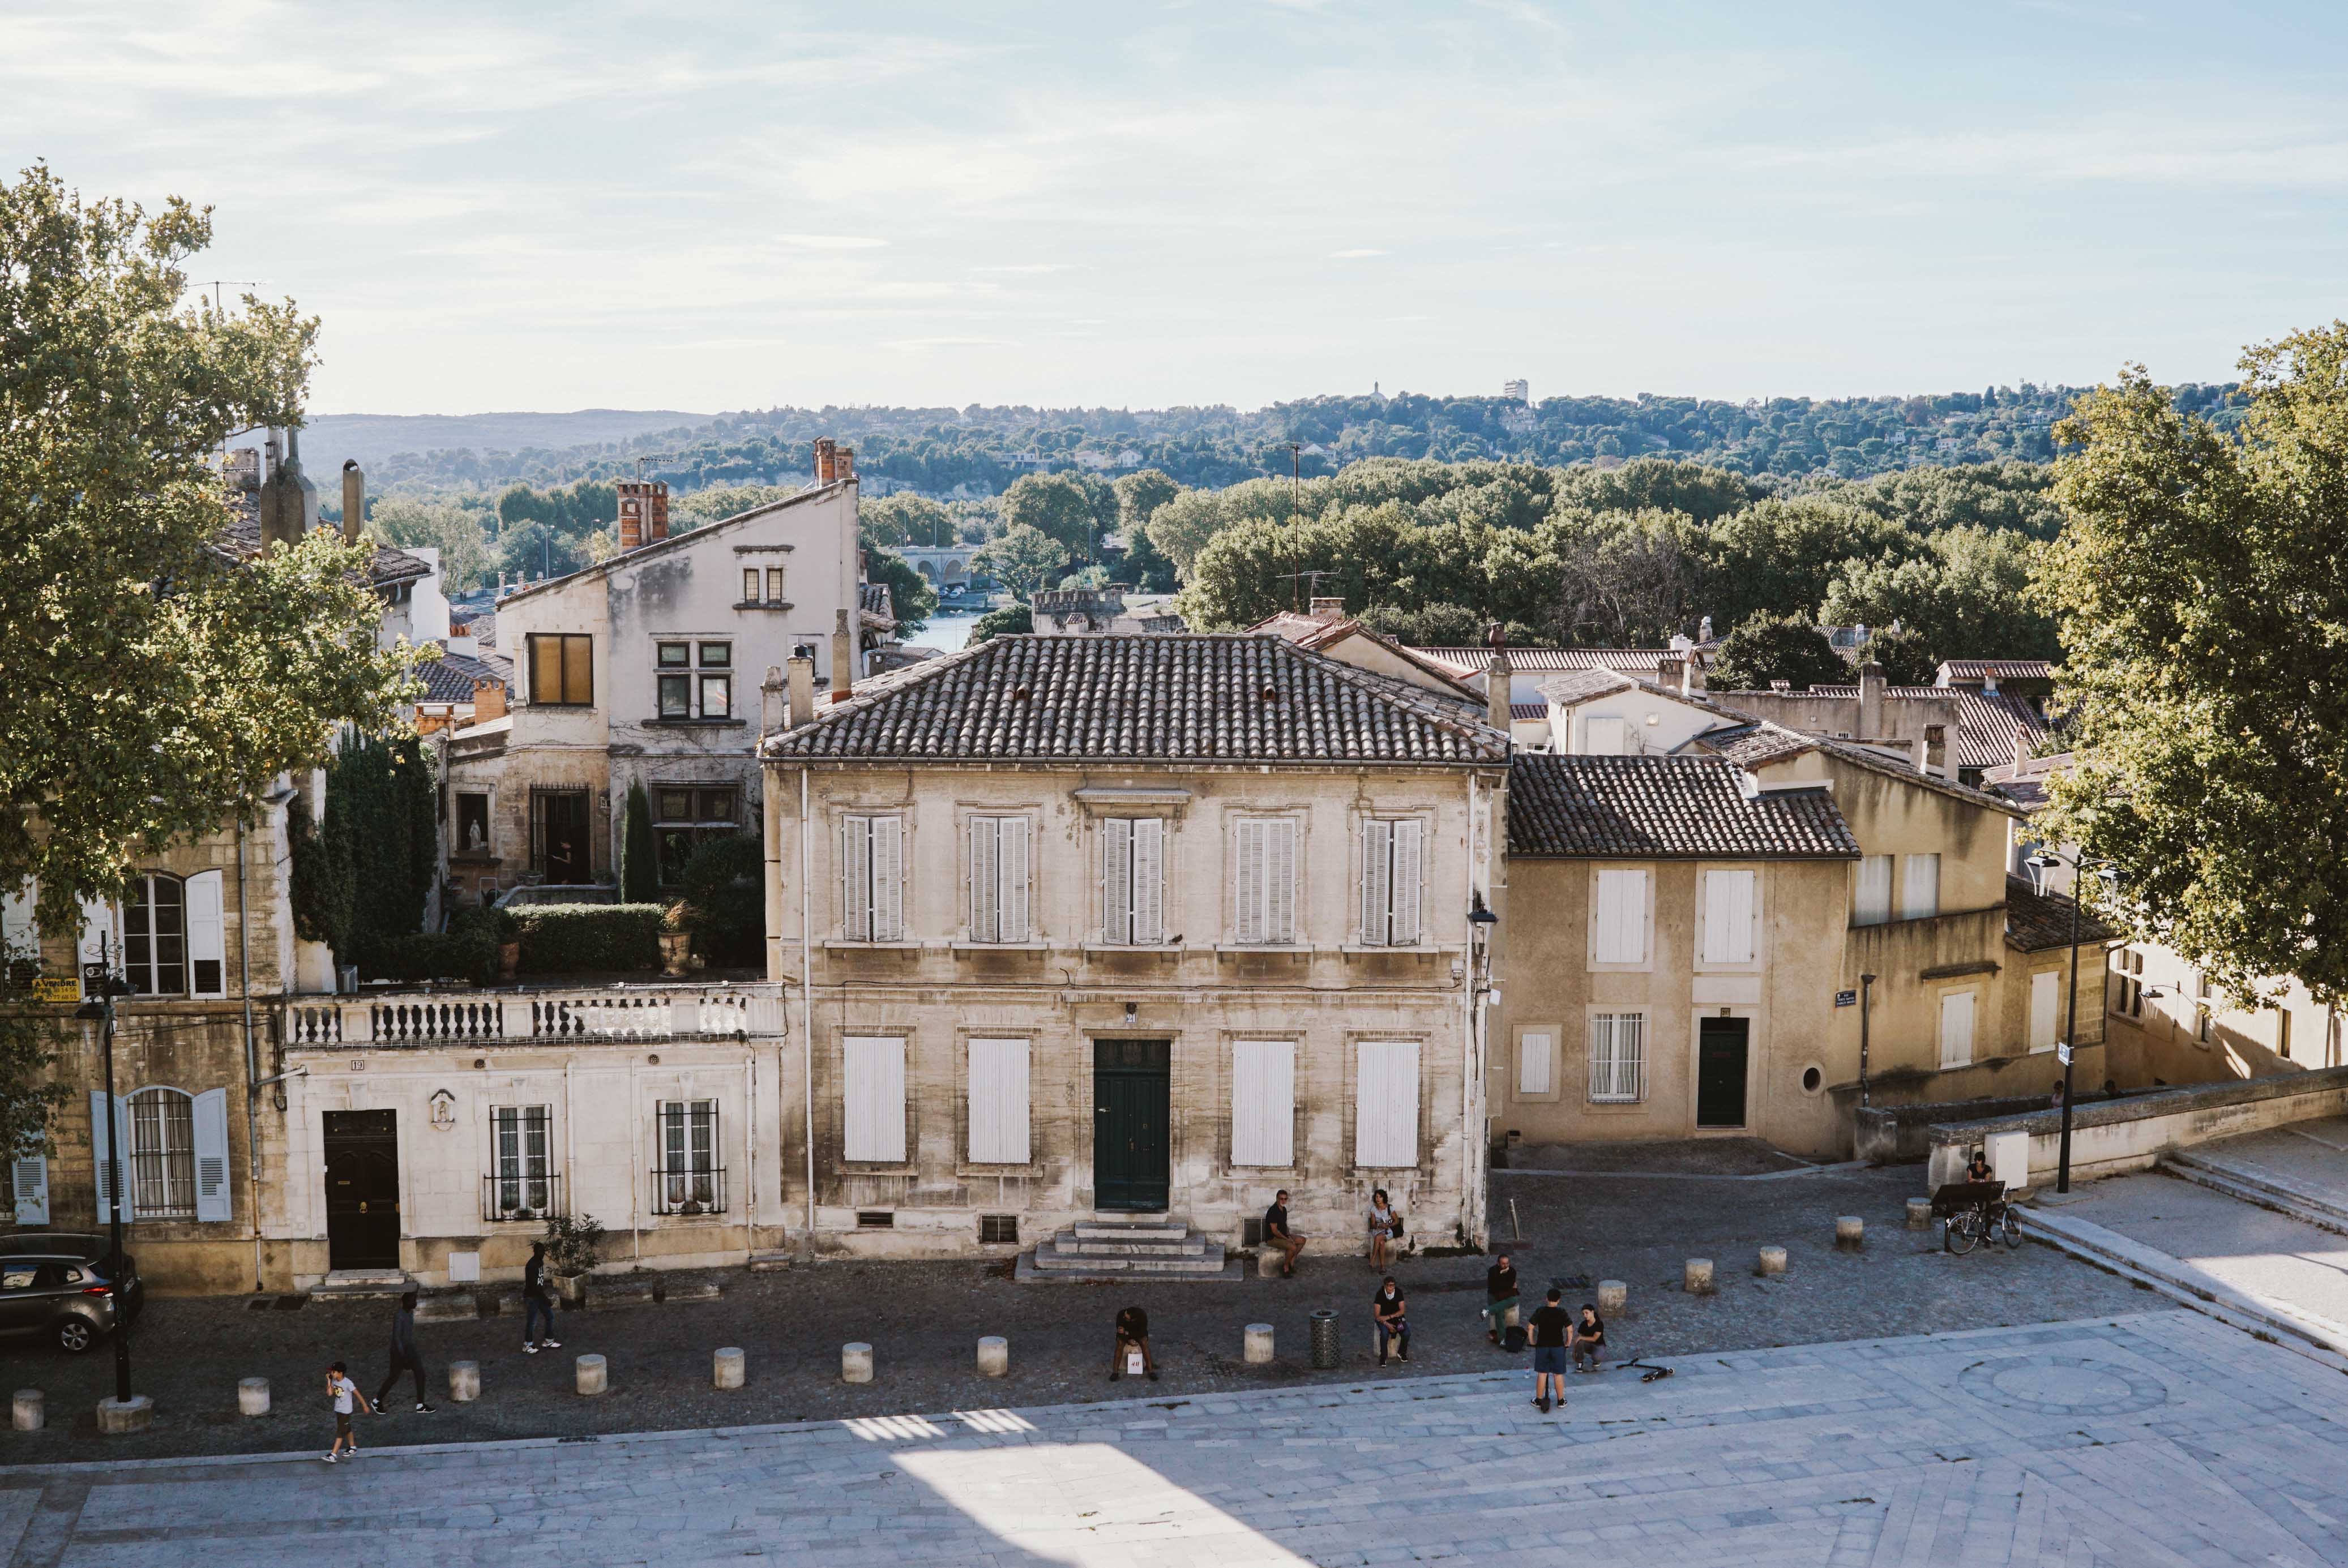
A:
229 409 716 482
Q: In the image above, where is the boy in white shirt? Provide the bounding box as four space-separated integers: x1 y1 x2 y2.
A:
324 1360 372 1463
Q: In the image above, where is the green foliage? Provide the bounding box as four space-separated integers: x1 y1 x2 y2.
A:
366 928 498 986
2036 324 2348 1005
509 904 665 974
859 491 956 550
1860 624 1939 686
618 782 657 905
1696 498 1923 633
1000 472 1106 555
966 603 1033 644
541 1210 606 1275
1553 456 1762 524
1354 603 1542 647
863 546 937 635
0 164 418 931
974 524 1069 601
368 498 491 596
324 731 438 969
1708 612 1853 692
497 517 586 584
286 789 354 952
0 954 70 1159
1812 460 2065 539
1821 525 2056 661
677 834 764 966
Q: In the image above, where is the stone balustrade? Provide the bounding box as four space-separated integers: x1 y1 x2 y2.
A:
284 983 786 1049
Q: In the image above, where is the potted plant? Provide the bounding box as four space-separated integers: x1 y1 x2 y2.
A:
542 1211 606 1305
660 901 691 976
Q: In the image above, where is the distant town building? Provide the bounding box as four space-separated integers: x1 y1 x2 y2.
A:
1502 378 1530 403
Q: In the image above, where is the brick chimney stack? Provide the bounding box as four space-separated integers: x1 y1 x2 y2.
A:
341 460 365 545
1308 597 1345 624
814 438 837 485
471 677 507 723
615 480 669 551
837 446 855 481
1484 622 1513 735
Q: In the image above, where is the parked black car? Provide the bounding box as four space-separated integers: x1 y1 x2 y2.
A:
0 1233 144 1352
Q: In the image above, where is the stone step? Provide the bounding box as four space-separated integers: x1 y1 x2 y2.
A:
2161 1153 2348 1239
1045 1236 1207 1258
311 1269 416 1299
1015 1251 1245 1284
1028 1246 1230 1274
1073 1223 1188 1240
746 1250 794 1273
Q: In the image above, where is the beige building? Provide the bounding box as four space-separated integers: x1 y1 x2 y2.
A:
758 632 1511 1258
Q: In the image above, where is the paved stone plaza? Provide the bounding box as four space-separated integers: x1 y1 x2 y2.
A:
7 1308 2347 1566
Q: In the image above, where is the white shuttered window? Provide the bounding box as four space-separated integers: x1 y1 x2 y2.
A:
1901 853 1941 922
186 868 226 997
2029 971 2060 1050
967 817 1030 942
1517 1030 1555 1096
1100 819 1165 944
966 1038 1031 1164
1354 1040 1421 1168
1230 1039 1295 1167
841 815 905 941
1939 991 1976 1068
1854 855 1893 926
1358 820 1424 946
1234 818 1298 945
10 1150 47 1226
1588 1013 1645 1103
1592 869 1648 965
842 1036 907 1162
1700 869 1757 964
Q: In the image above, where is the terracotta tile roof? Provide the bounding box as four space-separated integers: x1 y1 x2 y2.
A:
763 634 1509 764
415 645 512 705
1982 750 2076 812
1507 754 1859 859
1509 702 1547 721
1534 669 1632 706
2004 873 2121 952
1413 646 1710 678
859 581 896 630
1942 659 2055 683
1949 688 2052 773
1691 721 2025 817
213 487 431 588
1697 721 1819 768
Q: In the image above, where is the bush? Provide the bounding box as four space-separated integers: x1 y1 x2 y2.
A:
510 904 665 974
542 1210 606 1276
618 781 657 903
362 928 498 986
678 835 764 966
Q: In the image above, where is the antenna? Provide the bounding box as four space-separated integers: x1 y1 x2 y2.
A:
1272 568 1337 615
191 280 260 314
634 453 674 482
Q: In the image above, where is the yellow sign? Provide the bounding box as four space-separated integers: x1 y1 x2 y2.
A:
28 978 79 1003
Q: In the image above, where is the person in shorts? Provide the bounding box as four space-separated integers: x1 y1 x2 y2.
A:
1572 1303 1607 1372
1264 1190 1306 1276
1528 1288 1571 1412
323 1360 372 1462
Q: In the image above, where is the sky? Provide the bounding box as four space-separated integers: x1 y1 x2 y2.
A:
8 0 2347 416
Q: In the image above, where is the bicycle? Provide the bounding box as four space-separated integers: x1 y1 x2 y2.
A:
1931 1180 2022 1255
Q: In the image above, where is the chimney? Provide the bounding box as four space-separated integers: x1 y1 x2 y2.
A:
647 480 669 544
814 438 837 485
2013 728 2031 770
616 480 659 551
446 627 478 657
837 446 856 482
225 447 260 492
340 460 365 545
1657 656 1683 691
1858 659 1885 739
1485 622 1513 734
1683 656 1705 697
787 649 816 728
258 427 319 551
471 677 507 723
1308 596 1346 624
829 607 854 702
1924 722 1948 779
760 664 787 736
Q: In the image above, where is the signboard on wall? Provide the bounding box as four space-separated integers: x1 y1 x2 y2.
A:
1834 989 1858 1008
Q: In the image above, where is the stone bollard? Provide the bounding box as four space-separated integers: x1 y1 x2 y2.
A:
713 1347 745 1390
1597 1280 1627 1316
1757 1246 1787 1277
1837 1215 1866 1250
1504 1302 1521 1330
1243 1323 1275 1365
96 1395 153 1434
842 1342 874 1384
575 1353 608 1396
1256 1249 1283 1279
238 1377 271 1417
1684 1258 1715 1295
1907 1198 1932 1231
448 1361 480 1403
12 1390 41 1432
976 1336 1009 1378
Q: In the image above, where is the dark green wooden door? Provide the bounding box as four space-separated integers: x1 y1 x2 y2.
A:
1093 1039 1170 1211
1696 1018 1750 1128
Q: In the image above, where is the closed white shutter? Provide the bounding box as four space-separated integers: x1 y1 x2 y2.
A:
871 817 904 941
1266 819 1296 943
89 1090 134 1222
1517 1030 1554 1096
1855 855 1893 926
185 868 226 998
843 817 873 940
1389 820 1422 946
997 819 1028 942
1593 869 1647 964
1939 990 1975 1068
1132 819 1164 944
1354 1039 1421 1168
967 1038 1030 1164
1 878 33 959
191 1086 232 1222
12 1150 48 1226
1901 853 1941 922
2029 971 2060 1050
1102 818 1132 943
842 1036 906 1162
1360 819 1392 945
969 817 998 940
1235 819 1264 944
1230 1039 1294 1167
1701 869 1756 964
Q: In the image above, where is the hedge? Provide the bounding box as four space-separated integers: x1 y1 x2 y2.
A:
678 834 763 966
510 904 665 974
363 929 499 987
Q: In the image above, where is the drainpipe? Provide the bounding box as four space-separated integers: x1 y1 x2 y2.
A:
799 768 816 1248
238 817 261 1291
1858 972 1876 1108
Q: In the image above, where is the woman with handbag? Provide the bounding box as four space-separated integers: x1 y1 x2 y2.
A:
1366 1189 1398 1270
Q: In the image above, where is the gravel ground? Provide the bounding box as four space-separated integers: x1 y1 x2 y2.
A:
1 1166 2154 1464
1502 1135 1825 1175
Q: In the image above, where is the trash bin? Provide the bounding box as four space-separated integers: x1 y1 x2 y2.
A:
1310 1308 1340 1369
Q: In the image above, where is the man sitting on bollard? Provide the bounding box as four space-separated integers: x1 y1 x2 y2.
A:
1372 1276 1410 1365
1264 1189 1306 1276
1111 1304 1158 1382
1482 1251 1520 1346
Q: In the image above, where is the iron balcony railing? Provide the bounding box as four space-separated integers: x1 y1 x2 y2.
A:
481 1172 565 1224
649 1165 728 1216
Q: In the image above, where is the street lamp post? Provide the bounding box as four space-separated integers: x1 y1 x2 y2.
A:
76 935 134 1406
2030 851 2115 1196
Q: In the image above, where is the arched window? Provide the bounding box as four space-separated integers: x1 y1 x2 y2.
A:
128 1087 195 1219
124 874 185 996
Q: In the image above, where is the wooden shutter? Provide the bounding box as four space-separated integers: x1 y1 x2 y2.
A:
969 817 998 940
11 1150 48 1226
1701 870 1756 964
842 817 872 940
1360 819 1393 945
1855 855 1893 926
1102 818 1132 943
1267 819 1297 943
1517 1030 1554 1096
1939 991 1975 1068
842 1036 906 1162
191 1087 232 1222
2030 971 2060 1050
1593 869 1646 964
1235 819 1265 944
1389 820 1422 946
1132 820 1164 944
185 868 226 998
997 819 1028 942
1901 853 1940 922
1230 1040 1294 1167
871 817 904 941
89 1090 133 1222
967 1038 1031 1164
1354 1040 1421 1168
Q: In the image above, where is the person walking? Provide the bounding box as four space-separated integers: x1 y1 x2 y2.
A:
1264 1190 1306 1276
521 1240 563 1353
1571 1303 1607 1373
1529 1288 1571 1413
373 1290 435 1413
1111 1304 1158 1382
1366 1189 1398 1271
1372 1276 1410 1364
323 1360 371 1463
1481 1252 1520 1344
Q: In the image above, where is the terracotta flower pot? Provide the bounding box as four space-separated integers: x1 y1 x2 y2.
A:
499 940 520 979
660 931 690 976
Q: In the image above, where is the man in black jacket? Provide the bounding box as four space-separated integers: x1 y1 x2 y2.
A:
1482 1252 1520 1344
373 1291 435 1413
521 1241 564 1353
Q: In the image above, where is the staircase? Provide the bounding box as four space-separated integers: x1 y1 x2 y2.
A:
1014 1221 1244 1283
